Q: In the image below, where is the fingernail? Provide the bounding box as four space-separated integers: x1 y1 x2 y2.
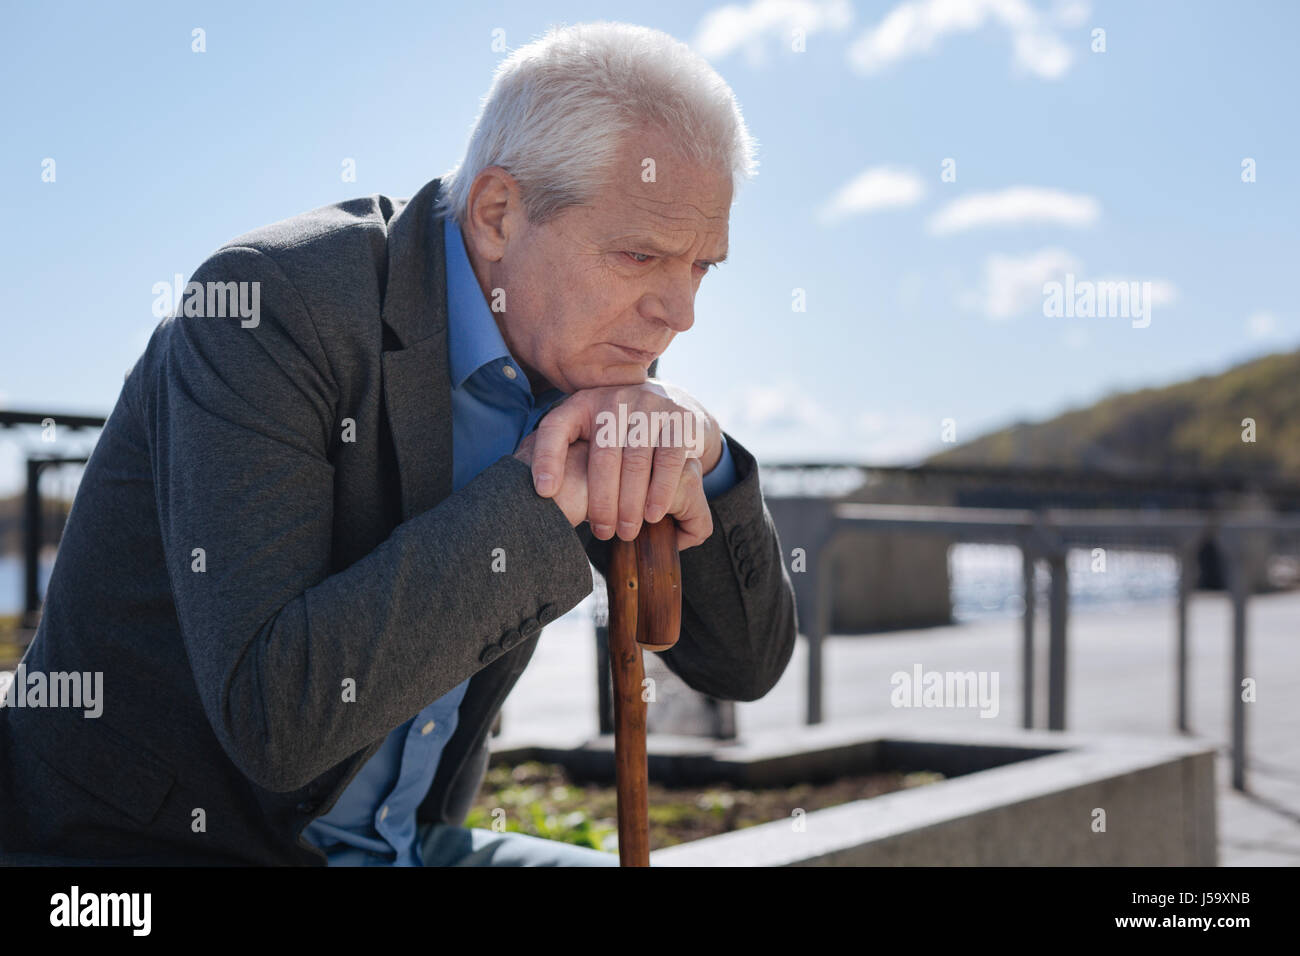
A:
593 524 613 539
535 472 554 495
617 520 639 539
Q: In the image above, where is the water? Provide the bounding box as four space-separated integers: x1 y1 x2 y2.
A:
949 543 1179 622
0 554 53 615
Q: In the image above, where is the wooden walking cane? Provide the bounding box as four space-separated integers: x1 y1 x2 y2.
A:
607 516 681 867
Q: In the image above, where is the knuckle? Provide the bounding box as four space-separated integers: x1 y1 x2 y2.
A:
622 447 654 472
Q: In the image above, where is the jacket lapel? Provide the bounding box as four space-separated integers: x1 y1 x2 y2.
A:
380 177 454 521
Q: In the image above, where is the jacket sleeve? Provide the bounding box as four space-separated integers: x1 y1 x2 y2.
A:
137 244 595 793
579 431 798 702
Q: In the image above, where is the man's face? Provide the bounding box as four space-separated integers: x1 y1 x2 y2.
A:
468 128 733 395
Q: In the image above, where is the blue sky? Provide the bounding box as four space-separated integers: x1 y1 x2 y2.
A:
1 0 1296 495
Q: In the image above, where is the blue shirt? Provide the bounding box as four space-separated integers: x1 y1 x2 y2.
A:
302 214 737 865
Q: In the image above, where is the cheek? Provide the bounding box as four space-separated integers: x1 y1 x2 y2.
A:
557 263 630 340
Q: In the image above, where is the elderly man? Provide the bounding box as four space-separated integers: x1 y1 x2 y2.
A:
0 22 797 867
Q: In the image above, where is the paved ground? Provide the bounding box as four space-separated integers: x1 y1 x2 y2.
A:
498 588 1300 866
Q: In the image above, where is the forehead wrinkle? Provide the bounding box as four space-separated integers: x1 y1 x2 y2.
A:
621 190 731 225
604 199 729 260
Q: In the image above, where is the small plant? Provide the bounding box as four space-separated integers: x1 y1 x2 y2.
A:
469 761 943 850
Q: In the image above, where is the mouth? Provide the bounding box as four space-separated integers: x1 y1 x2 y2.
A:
609 343 659 364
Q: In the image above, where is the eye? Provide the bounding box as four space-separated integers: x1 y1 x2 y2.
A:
623 251 655 264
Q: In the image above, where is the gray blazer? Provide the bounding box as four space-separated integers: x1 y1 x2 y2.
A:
0 177 798 865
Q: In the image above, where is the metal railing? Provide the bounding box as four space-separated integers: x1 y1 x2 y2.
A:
772 497 1300 792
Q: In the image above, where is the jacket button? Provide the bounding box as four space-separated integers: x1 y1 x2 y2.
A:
479 643 504 664
727 525 748 547
519 617 541 640
744 568 759 589
733 541 749 561
500 627 524 650
538 602 558 625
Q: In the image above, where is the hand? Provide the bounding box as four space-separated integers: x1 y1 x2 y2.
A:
524 382 722 545
514 430 714 550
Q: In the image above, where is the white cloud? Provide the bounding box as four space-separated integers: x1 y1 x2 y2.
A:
851 411 946 463
1152 281 1177 307
927 186 1100 235
694 0 854 62
848 0 1088 80
961 250 1179 321
1091 276 1177 308
819 166 927 224
1247 311 1279 338
719 382 833 434
1052 0 1091 29
963 247 1081 320
717 384 944 464
1063 326 1089 349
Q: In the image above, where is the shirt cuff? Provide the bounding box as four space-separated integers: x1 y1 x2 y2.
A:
701 435 739 500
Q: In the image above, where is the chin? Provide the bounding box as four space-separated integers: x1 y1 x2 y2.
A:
558 365 640 391
601 364 650 386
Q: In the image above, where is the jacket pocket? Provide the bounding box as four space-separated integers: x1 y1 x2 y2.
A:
25 714 177 827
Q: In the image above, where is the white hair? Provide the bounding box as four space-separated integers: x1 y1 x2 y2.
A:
435 21 758 228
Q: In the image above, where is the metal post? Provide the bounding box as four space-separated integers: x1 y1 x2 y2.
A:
1223 531 1249 792
1047 548 1068 731
806 546 831 725
596 621 612 735
24 458 42 623
1021 546 1036 729
1175 542 1195 734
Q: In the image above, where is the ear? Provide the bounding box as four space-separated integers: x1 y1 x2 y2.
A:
463 166 521 263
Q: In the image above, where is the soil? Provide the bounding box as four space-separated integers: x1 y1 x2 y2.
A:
470 760 945 850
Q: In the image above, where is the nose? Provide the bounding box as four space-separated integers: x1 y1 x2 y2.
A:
639 264 696 333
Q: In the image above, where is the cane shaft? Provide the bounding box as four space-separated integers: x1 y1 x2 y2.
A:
608 517 681 867
609 535 648 866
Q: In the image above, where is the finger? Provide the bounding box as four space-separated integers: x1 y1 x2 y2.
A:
530 402 587 497
643 439 687 524
669 458 713 550
586 428 624 539
615 437 655 541
562 440 590 525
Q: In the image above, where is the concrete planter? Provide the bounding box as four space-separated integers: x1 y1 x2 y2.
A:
491 719 1217 866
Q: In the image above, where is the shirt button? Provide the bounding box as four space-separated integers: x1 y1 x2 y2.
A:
379 805 389 822
421 720 436 735
502 364 517 380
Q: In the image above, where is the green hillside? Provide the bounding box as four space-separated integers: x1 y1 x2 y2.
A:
926 348 1300 475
